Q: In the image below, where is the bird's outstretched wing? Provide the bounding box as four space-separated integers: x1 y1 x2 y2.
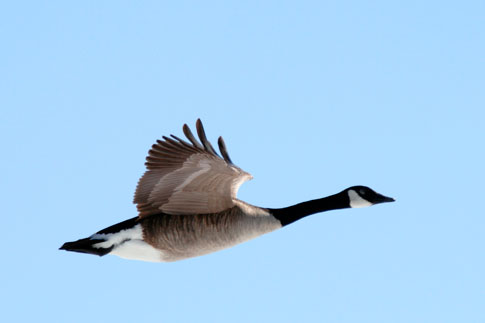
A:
134 119 252 218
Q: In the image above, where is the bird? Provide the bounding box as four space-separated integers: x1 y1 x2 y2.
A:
60 119 395 262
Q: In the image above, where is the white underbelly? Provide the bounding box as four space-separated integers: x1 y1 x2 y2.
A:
110 240 163 262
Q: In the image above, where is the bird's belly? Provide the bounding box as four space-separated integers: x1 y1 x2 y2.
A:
110 239 163 262
141 212 281 262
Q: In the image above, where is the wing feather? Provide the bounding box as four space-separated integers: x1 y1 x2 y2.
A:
134 119 252 218
196 119 220 157
217 136 233 164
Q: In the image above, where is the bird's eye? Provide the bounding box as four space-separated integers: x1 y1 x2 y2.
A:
359 189 366 195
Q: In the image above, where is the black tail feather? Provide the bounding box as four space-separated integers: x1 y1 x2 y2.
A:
60 217 139 257
60 238 113 257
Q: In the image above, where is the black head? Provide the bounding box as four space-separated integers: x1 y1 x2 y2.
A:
344 185 395 208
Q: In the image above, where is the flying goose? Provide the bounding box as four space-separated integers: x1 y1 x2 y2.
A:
60 119 394 262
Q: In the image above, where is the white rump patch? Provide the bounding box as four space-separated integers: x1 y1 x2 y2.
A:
91 224 163 262
91 224 144 249
348 190 372 208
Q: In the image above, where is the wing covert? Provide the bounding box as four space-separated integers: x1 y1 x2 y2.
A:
134 119 252 218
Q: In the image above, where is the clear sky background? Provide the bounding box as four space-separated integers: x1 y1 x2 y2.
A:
2 1 484 322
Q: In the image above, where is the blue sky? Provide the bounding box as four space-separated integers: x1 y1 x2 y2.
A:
2 1 484 322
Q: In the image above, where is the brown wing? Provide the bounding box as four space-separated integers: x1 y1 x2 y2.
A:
134 119 252 218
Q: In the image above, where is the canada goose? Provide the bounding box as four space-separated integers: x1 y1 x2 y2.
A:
60 119 394 262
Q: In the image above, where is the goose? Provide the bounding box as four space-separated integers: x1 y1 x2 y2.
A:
60 119 394 262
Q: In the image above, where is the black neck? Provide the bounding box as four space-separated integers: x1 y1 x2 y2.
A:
268 192 349 226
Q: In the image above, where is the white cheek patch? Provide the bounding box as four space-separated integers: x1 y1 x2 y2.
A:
348 190 372 208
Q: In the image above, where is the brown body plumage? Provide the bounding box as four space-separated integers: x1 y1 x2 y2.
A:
141 201 280 262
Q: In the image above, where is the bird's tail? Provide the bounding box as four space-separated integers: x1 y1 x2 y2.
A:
59 237 113 256
60 216 139 257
